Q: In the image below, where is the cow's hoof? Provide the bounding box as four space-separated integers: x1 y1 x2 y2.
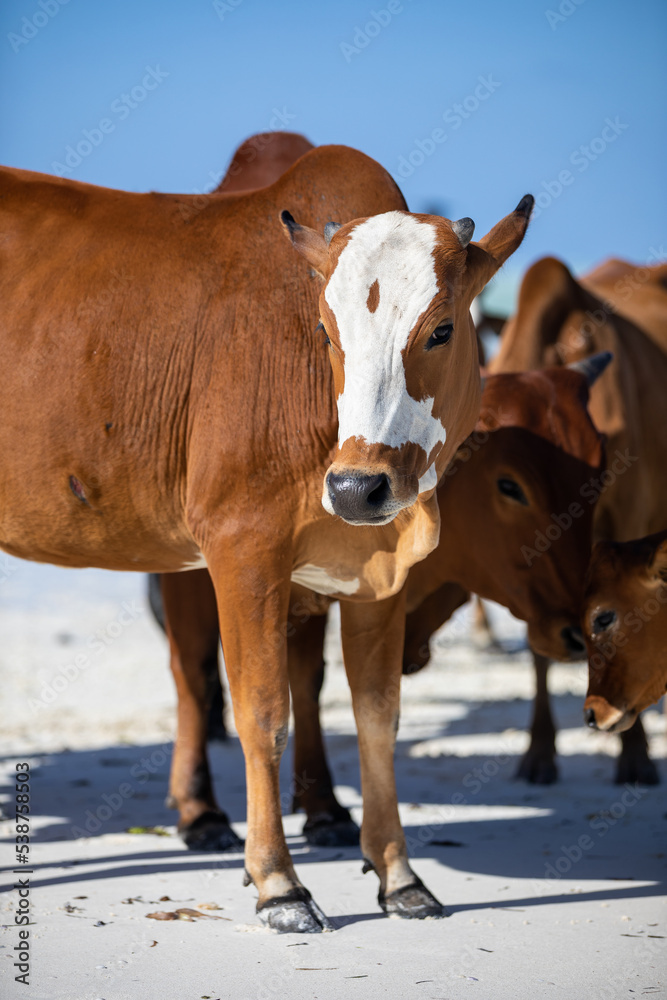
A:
615 754 660 786
258 889 334 933
303 813 360 847
516 750 559 785
379 879 445 919
179 811 243 852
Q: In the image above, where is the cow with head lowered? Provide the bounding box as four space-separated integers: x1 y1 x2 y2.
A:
583 531 667 735
490 255 667 784
0 143 532 931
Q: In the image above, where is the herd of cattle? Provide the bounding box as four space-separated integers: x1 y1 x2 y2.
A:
1 131 665 933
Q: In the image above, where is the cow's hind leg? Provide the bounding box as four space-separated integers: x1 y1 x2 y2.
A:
615 715 660 785
516 652 559 784
162 570 242 851
340 594 444 920
149 573 227 741
212 548 332 933
288 611 359 846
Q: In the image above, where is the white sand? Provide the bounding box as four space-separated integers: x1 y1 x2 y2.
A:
0 556 665 1000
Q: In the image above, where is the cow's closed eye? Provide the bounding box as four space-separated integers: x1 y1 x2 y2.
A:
426 324 453 350
497 477 528 505
592 609 617 634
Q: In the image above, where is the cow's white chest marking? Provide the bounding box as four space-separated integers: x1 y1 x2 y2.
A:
291 564 360 596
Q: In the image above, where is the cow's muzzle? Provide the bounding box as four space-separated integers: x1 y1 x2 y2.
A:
325 471 396 525
583 696 634 733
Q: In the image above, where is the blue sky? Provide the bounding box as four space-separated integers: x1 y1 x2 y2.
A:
1 0 665 305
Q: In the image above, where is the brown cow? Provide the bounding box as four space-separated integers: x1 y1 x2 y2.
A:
490 256 667 784
160 360 608 847
583 530 667 732
0 146 532 930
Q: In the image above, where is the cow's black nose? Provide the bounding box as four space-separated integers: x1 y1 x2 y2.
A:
562 625 586 656
327 472 391 523
585 707 597 729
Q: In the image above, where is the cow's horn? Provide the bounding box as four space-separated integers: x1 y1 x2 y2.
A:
451 217 475 248
324 221 341 246
567 350 613 386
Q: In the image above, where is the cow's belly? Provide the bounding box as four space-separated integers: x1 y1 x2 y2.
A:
0 469 200 573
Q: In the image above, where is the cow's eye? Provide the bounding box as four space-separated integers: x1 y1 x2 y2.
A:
497 477 528 505
592 610 617 634
316 321 330 346
426 324 453 350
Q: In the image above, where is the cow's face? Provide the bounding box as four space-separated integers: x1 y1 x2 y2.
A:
449 365 606 661
282 200 532 525
583 533 667 733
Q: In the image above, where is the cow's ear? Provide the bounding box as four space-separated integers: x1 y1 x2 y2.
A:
463 195 534 299
280 211 331 279
649 538 667 583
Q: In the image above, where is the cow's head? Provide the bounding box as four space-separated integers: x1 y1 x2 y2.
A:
438 357 609 661
583 531 667 733
281 198 533 525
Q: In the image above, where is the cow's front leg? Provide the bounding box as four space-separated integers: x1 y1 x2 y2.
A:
340 593 444 919
162 571 242 851
516 652 558 784
211 549 332 933
287 611 359 846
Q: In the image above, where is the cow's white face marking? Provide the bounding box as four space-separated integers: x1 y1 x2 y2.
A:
291 564 360 596
324 212 447 456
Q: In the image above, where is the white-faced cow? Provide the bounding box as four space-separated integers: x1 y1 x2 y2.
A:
0 144 531 930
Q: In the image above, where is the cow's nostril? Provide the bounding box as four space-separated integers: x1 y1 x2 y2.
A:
366 473 390 508
562 625 586 656
585 707 597 729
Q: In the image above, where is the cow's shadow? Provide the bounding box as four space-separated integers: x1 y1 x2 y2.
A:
0 688 664 906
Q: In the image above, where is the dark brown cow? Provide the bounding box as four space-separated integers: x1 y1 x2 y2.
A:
583 530 667 732
0 145 531 930
160 361 607 846
490 256 667 783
